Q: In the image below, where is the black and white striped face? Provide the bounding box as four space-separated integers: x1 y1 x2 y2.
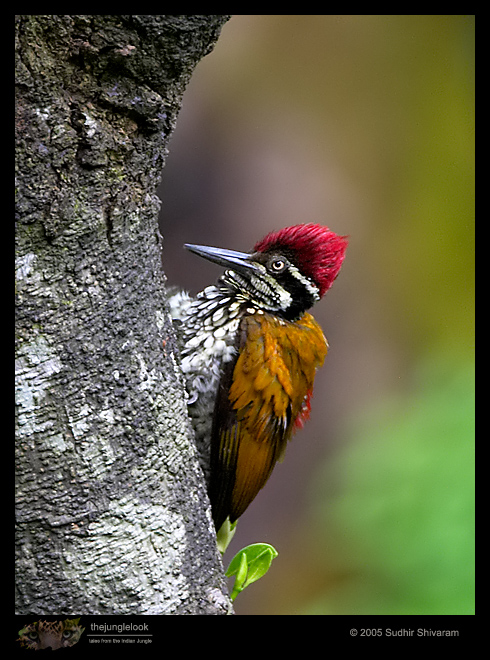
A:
222 249 321 321
184 243 321 322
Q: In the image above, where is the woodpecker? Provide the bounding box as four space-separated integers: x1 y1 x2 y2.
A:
169 223 348 531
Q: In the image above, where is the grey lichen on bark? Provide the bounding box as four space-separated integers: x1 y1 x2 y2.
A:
15 14 232 614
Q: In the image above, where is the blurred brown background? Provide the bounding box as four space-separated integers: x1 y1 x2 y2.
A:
158 15 474 615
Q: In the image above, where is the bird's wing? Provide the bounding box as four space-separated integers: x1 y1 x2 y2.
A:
209 312 328 529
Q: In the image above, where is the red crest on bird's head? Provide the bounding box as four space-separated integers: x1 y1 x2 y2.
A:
253 223 348 297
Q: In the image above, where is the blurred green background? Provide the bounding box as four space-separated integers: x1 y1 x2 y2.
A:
159 15 474 615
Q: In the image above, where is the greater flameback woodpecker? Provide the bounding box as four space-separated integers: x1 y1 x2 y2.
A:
169 223 348 531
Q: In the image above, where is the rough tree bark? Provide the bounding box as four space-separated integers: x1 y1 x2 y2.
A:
15 15 232 615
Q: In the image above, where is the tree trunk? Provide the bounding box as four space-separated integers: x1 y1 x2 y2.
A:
15 14 232 615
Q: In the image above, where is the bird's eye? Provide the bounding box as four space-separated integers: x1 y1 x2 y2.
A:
271 259 286 272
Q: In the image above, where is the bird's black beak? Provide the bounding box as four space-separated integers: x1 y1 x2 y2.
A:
184 244 262 276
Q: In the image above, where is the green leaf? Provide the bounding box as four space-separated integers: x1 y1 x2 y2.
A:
233 552 249 594
216 518 237 554
225 543 278 600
